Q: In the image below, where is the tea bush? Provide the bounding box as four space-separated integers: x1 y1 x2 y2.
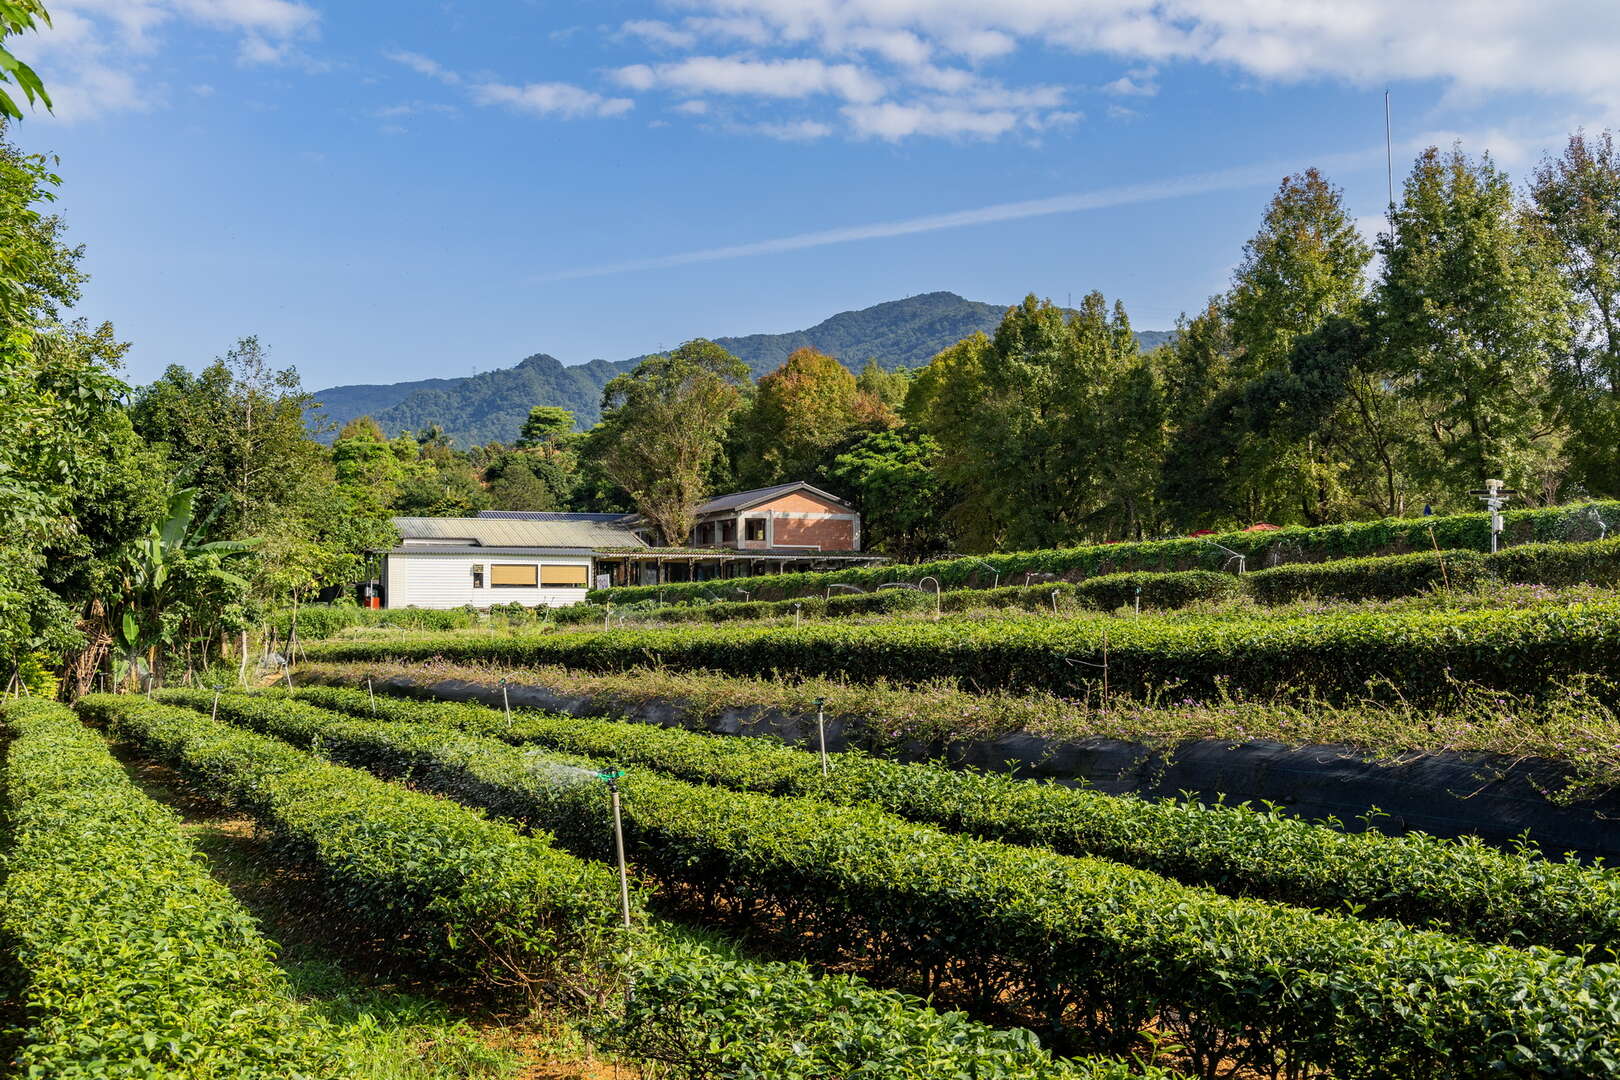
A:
267 685 1620 958
0 699 355 1078
303 600 1620 705
1245 549 1488 603
74 694 630 1004
170 691 1620 1079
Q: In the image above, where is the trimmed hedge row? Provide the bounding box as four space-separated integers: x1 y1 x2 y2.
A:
1489 536 1620 588
587 500 1620 605
177 691 1620 1079
139 692 1171 1079
265 685 1620 958
1245 549 1487 603
304 600 1620 705
555 587 934 627
272 605 479 641
73 694 630 1005
599 934 1170 1080
0 699 352 1078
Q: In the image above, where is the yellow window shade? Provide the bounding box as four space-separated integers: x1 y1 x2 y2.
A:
540 564 590 586
490 564 538 587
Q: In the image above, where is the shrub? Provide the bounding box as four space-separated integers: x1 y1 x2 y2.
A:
0 699 355 1077
1244 550 1488 603
1486 536 1620 588
1076 570 1241 611
304 601 1620 706
586 500 1620 606
276 684 1620 958
170 690 1620 1079
596 935 1166 1080
74 694 631 1005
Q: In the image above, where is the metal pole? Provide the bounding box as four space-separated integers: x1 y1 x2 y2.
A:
367 677 376 715
502 680 512 727
609 783 633 929
815 697 829 777
211 690 220 723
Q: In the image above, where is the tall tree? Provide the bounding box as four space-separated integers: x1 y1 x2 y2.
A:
828 429 955 559
1530 131 1620 494
1378 145 1575 501
589 339 750 545
732 347 895 488
0 1 50 121
517 405 576 447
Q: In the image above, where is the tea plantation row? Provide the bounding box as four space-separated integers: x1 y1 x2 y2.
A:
62 694 1166 1080
305 600 1620 704
165 690 1620 1080
588 501 1620 606
226 684 1620 957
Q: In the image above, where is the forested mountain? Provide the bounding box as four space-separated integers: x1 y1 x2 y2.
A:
311 292 1170 446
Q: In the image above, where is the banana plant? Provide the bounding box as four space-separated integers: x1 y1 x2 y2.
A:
111 488 256 688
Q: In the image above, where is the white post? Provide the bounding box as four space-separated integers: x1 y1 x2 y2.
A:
367 677 376 715
502 681 512 727
815 697 829 777
609 784 633 929
211 690 220 723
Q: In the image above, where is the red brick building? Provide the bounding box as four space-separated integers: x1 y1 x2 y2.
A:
689 482 861 552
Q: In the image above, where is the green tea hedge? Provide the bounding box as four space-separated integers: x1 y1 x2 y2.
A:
587 500 1620 605
174 691 1620 1079
1487 536 1620 588
0 699 354 1078
556 587 933 628
264 685 1620 958
1245 549 1487 603
304 600 1620 705
599 935 1170 1080
74 694 629 1004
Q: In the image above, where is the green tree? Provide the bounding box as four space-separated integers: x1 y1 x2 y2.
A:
732 347 895 488
1530 131 1620 494
827 429 954 559
590 339 750 545
0 2 49 121
517 405 576 447
1378 145 1575 500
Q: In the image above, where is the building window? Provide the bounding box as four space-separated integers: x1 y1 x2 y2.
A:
745 518 767 542
694 522 712 545
490 564 538 587
719 520 736 543
539 564 589 587
471 564 484 589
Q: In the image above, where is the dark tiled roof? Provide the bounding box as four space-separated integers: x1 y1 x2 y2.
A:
695 481 852 515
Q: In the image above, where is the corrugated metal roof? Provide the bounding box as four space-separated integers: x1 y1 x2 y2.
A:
695 482 851 515
477 510 639 523
392 516 646 549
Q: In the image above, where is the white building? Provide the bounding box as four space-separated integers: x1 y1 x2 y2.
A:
382 514 644 609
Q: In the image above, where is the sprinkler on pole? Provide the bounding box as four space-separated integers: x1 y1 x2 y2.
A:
1469 479 1516 554
500 677 512 727
962 558 1001 590
1200 539 1247 575
813 696 829 777
596 768 635 930
793 601 803 626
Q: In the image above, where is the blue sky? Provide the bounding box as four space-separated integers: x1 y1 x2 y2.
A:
13 1 1620 389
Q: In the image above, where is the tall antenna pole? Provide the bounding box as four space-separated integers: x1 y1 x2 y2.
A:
1384 89 1394 214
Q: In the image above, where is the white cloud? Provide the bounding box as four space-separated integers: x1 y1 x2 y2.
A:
474 81 634 119
385 49 461 85
620 19 698 49
743 118 834 140
653 1 1620 105
613 55 886 103
674 99 711 115
843 100 1017 140
1103 65 1157 97
11 0 319 121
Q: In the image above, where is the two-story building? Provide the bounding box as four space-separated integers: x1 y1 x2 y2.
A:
376 481 884 606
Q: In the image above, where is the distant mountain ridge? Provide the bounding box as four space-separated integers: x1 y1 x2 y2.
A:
310 292 1173 447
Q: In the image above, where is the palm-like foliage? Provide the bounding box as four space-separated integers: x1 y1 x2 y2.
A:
112 488 255 686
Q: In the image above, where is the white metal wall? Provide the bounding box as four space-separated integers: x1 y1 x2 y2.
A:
384 552 593 609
